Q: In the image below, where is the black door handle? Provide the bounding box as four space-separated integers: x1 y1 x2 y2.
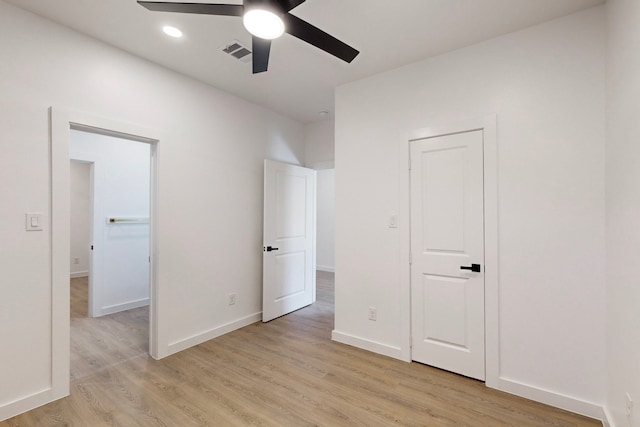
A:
460 263 481 272
265 246 279 252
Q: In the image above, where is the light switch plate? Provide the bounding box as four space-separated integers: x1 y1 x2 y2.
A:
25 213 43 231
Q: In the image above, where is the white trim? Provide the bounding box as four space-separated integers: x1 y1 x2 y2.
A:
398 127 412 363
309 160 335 170
494 377 606 422
50 107 72 404
97 298 150 317
331 330 404 360
312 169 317 304
46 107 164 413
70 271 88 278
399 114 499 372
0 388 59 422
166 312 262 356
316 265 335 273
481 116 500 387
602 405 615 427
148 139 162 359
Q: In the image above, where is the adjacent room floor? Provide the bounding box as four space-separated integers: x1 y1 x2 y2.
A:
69 276 149 382
2 273 599 426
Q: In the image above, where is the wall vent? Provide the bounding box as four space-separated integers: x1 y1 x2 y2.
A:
220 40 252 63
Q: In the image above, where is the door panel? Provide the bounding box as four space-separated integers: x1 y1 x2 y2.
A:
410 130 485 380
276 174 307 238
275 251 306 299
423 274 469 348
422 147 466 251
263 160 316 322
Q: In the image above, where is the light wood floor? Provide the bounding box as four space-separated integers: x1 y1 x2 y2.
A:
2 273 600 426
69 276 149 382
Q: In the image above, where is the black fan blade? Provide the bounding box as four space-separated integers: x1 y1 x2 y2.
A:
252 37 271 74
282 13 359 63
276 0 306 11
137 1 244 16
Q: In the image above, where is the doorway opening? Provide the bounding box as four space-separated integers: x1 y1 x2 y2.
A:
315 167 335 274
49 107 162 405
68 129 152 380
315 166 335 305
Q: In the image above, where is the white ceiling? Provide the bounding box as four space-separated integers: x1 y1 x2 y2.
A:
6 0 603 123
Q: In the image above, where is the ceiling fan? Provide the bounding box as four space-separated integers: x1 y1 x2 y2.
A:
137 0 360 74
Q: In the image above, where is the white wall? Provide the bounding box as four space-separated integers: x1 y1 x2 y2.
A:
316 169 335 272
305 119 336 272
304 119 335 169
69 161 90 278
605 1 640 426
334 6 606 417
70 130 150 317
0 0 304 420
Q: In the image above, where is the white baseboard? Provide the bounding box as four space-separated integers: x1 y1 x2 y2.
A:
331 330 404 361
493 377 606 423
70 271 88 278
328 332 608 425
316 265 335 273
166 312 262 356
601 405 615 427
97 297 149 317
0 386 67 423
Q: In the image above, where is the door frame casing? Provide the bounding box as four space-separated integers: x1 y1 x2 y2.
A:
398 114 499 387
50 107 164 404
68 159 96 315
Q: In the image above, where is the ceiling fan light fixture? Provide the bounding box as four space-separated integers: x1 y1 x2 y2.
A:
162 25 183 38
243 8 285 40
138 0 360 74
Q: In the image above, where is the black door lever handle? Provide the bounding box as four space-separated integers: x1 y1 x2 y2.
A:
460 263 481 272
265 246 279 252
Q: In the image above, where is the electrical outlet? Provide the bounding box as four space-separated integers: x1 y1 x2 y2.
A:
73 258 80 265
626 392 633 418
228 293 237 306
368 306 377 321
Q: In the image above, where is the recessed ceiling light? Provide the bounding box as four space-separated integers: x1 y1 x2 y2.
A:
162 25 183 38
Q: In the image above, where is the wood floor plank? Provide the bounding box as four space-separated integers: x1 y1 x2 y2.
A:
1 274 600 426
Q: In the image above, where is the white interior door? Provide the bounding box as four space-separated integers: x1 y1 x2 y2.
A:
410 130 485 380
263 160 316 322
